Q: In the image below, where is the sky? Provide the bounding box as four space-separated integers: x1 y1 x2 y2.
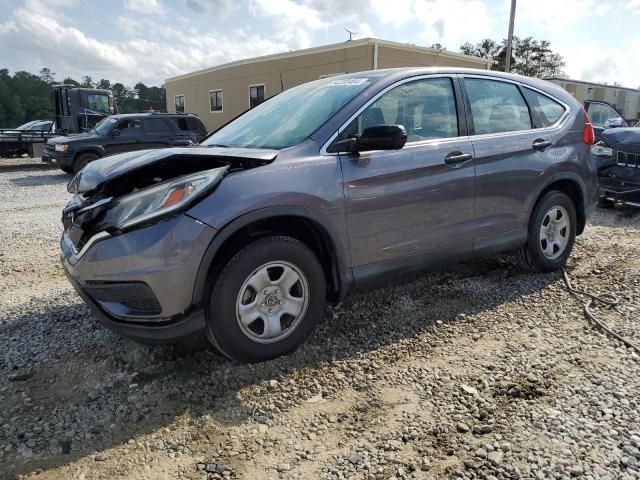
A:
0 0 639 88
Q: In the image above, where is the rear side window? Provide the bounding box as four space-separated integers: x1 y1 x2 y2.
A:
144 118 172 134
171 117 201 132
465 78 531 135
522 88 566 127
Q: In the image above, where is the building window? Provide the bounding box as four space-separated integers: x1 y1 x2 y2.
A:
174 95 185 113
249 84 265 108
209 90 223 112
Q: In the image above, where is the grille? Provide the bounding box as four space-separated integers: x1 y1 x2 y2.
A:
616 151 639 168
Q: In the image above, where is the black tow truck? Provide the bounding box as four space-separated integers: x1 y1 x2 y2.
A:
0 85 116 159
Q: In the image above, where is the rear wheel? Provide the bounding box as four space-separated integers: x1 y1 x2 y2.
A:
72 152 99 174
518 191 577 272
206 236 326 362
61 165 74 174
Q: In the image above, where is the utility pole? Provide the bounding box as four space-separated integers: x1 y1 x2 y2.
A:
505 0 516 72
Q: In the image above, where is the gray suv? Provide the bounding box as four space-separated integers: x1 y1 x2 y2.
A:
61 68 598 362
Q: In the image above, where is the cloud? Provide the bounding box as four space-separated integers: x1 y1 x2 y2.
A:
559 41 640 88
0 4 290 85
512 0 598 33
184 0 234 16
248 0 328 48
124 0 164 14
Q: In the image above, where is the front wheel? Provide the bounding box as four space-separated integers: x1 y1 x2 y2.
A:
206 236 326 362
518 191 577 272
72 152 99 174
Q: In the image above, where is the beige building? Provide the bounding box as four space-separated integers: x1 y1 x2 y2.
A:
546 77 640 122
165 38 491 132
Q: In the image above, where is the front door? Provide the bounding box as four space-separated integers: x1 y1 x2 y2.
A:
105 118 144 154
333 76 476 274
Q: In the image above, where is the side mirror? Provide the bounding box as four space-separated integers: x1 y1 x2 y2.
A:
604 117 625 129
329 125 407 153
111 128 121 137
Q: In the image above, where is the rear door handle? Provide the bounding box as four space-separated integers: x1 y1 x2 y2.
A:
444 152 473 165
532 139 552 151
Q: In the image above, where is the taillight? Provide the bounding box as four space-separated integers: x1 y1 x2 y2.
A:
582 109 595 145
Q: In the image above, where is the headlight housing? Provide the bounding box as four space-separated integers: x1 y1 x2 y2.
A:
103 166 228 230
55 144 69 152
592 142 613 158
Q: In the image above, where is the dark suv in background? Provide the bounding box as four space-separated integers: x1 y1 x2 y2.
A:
60 68 597 362
43 112 207 173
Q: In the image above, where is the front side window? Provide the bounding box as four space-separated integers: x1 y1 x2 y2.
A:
203 76 373 149
465 78 532 135
87 94 110 114
337 77 459 143
587 102 621 128
249 85 265 108
175 95 185 113
116 119 142 136
93 117 118 136
522 88 566 128
210 90 223 112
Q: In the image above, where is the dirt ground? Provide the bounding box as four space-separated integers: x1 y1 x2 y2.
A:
1 157 639 480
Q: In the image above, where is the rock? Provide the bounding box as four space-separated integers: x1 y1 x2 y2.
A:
487 450 504 466
457 423 470 433
460 384 478 395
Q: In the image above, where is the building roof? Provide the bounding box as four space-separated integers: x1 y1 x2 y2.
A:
545 77 640 93
165 37 490 83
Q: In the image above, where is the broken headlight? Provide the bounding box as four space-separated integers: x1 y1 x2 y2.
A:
103 166 228 230
592 142 613 158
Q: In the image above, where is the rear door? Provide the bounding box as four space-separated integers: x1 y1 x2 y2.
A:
334 75 476 273
142 118 174 149
462 76 566 247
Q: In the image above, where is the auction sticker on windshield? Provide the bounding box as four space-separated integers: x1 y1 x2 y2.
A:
327 78 368 86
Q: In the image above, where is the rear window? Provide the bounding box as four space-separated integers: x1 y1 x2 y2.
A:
465 78 532 135
522 88 566 128
171 117 201 132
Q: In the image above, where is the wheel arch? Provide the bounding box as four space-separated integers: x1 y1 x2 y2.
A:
191 206 353 309
529 174 587 235
72 146 105 162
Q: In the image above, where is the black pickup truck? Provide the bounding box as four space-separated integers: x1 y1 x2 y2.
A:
42 112 208 173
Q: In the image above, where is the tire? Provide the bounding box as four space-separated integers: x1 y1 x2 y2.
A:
61 165 74 174
518 190 577 273
206 236 326 362
72 152 99 174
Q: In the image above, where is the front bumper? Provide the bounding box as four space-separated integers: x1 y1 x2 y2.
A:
598 175 640 207
42 149 73 168
61 214 217 342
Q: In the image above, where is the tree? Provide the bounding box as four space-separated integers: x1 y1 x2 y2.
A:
0 68 166 127
38 68 56 84
96 79 111 90
460 36 566 78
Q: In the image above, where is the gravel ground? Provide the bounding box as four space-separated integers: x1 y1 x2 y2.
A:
1 157 639 480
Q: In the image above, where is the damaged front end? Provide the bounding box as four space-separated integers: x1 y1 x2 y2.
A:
62 147 277 257
594 128 640 207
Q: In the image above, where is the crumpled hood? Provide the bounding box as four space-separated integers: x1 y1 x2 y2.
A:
602 128 640 154
69 146 279 194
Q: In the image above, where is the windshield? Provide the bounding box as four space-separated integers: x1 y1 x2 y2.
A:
202 76 373 149
16 121 37 130
92 117 118 136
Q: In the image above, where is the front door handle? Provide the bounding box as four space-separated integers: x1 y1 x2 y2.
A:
532 139 552 151
444 152 473 165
